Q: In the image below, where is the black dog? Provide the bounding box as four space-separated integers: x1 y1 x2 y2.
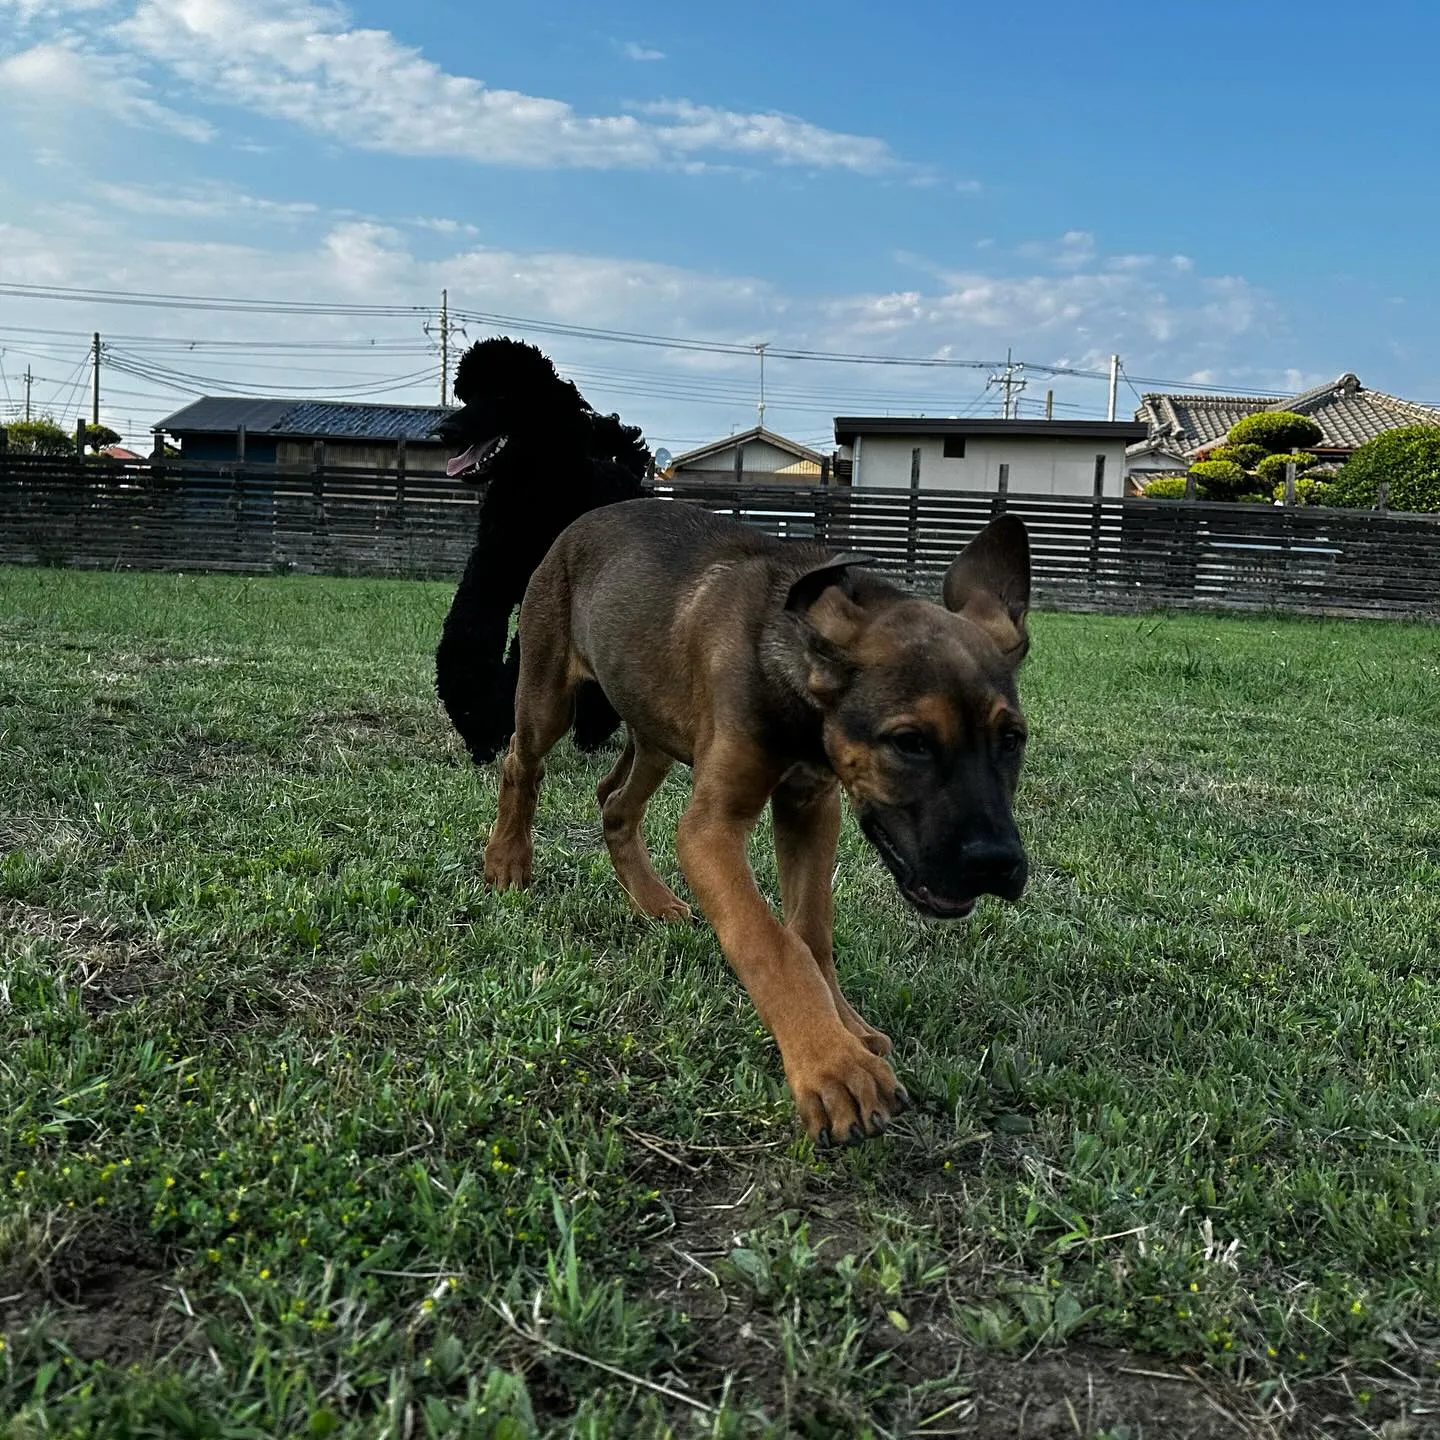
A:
432 338 649 763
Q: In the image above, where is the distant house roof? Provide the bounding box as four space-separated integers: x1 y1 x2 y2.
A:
834 416 1148 444
1130 373 1440 464
671 426 826 470
100 445 143 461
155 396 453 443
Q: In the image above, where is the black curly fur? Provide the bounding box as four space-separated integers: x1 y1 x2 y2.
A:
434 337 648 763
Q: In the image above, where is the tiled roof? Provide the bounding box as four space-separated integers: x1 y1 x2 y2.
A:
1129 374 1440 462
156 396 453 442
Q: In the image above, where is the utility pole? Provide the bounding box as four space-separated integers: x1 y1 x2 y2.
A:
425 290 466 406
988 349 1026 420
438 291 449 406
755 343 768 428
1107 353 1120 423
24 366 33 422
91 332 101 443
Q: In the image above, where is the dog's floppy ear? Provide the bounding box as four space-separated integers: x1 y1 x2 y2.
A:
785 552 876 703
942 516 1030 658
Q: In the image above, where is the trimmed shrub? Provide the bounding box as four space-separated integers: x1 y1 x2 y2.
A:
1271 476 1330 506
1236 492 1273 504
1187 458 1248 500
1142 475 1190 499
1226 411 1324 453
1254 451 1318 486
1205 443 1268 470
1325 426 1440 512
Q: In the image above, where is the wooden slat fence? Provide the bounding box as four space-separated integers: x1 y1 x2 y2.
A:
3 456 1438 620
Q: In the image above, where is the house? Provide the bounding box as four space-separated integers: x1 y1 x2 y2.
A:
668 426 830 484
154 396 454 470
1127 373 1440 489
832 417 1148 497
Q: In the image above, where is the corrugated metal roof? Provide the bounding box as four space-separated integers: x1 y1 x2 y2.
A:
156 396 453 441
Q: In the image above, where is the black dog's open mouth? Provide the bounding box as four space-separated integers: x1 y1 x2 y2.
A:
446 434 509 479
860 816 976 921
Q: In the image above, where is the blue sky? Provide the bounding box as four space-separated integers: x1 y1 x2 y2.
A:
1 0 1436 452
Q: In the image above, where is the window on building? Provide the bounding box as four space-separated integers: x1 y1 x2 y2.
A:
942 436 966 459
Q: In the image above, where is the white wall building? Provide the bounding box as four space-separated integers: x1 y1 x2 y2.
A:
834 417 1148 497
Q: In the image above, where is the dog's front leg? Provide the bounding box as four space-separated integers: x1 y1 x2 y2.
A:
677 740 908 1146
771 774 893 1059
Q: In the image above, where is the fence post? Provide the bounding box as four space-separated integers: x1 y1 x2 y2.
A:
907 447 921 588
1184 470 1197 500
820 454 830 486
734 444 744 484
0 427 7 454
75 417 86 457
311 440 327 572
1284 448 1297 507
1088 455 1106 596
394 438 408 574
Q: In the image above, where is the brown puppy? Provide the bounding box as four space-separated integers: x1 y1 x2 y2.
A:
485 499 1031 1146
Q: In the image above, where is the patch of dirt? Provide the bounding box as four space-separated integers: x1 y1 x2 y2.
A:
2 901 168 1014
633 1170 1434 1438
1 1238 195 1370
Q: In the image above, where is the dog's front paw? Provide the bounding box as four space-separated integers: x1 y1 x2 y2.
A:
484 837 533 891
834 996 893 1058
787 1032 909 1148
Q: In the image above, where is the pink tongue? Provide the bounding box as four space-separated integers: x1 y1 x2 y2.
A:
446 444 481 477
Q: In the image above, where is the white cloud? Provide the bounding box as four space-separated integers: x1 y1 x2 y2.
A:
621 41 665 62
95 179 319 220
0 0 113 19
111 0 901 173
0 39 212 140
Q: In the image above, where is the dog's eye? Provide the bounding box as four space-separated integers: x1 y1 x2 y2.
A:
886 729 930 758
998 728 1027 755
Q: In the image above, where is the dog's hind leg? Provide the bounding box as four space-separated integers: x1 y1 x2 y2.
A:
483 599 577 893
771 774 892 1058
599 731 690 921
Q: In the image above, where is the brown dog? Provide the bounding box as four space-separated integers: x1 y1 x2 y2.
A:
484 499 1031 1146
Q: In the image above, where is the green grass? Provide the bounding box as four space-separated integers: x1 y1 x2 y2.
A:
2 565 1439 1438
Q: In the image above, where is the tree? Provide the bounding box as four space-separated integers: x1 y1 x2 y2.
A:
4 417 74 455
1225 411 1324 453
1325 426 1440 512
81 423 122 453
1187 411 1324 502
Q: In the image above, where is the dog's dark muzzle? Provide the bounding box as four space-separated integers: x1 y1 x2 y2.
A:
861 813 1027 920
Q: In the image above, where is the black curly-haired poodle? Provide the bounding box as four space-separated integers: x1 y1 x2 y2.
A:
433 337 649 763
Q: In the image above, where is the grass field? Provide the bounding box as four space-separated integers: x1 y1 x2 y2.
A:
2 566 1440 1439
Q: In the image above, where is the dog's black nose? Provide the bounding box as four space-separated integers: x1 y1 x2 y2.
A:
959 839 1028 901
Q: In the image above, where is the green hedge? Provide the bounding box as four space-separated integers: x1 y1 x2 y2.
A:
1187 458 1248 500
1226 411 1324 453
1142 475 1190 499
1325 426 1440 512
1270 476 1330 506
1254 451 1318 485
1205 443 1268 470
